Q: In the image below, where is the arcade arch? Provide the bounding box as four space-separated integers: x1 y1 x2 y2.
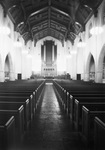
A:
97 44 105 83
85 53 95 82
4 53 14 81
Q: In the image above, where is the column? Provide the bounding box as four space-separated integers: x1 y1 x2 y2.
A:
84 73 89 81
44 45 46 62
95 71 103 83
41 45 44 62
10 72 15 81
54 45 57 62
0 71 5 82
52 45 54 62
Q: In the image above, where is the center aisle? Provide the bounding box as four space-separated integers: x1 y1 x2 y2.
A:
20 82 88 150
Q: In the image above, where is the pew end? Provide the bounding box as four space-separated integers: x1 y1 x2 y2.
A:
0 115 15 150
94 116 105 150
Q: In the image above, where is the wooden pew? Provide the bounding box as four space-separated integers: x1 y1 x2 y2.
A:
53 81 64 106
35 81 45 109
0 80 45 117
0 90 33 93
0 99 29 130
0 104 24 142
53 80 67 108
74 100 105 131
0 80 45 119
94 116 105 150
53 79 105 94
0 115 15 150
69 94 105 119
0 79 44 91
53 80 105 115
69 90 105 94
0 95 34 124
72 93 105 97
70 96 105 122
82 105 105 147
0 92 32 97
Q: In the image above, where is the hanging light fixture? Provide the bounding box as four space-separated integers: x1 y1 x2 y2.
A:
66 48 72 59
77 37 86 48
27 53 32 58
90 12 103 35
22 50 28 54
70 50 77 54
14 38 22 47
90 26 103 35
66 53 72 59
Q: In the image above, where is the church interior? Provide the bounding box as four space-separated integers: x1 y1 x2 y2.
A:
0 0 105 150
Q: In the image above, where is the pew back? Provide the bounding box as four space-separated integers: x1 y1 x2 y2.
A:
94 116 105 150
0 115 15 150
82 106 105 147
0 96 33 122
0 100 29 130
74 101 105 131
71 97 105 121
0 105 24 141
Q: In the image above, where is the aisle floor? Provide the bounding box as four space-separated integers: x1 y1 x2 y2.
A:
19 82 88 150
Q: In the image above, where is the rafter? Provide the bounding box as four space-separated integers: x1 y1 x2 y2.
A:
2 0 103 44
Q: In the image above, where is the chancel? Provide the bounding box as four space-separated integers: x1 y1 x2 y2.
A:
41 40 57 77
0 0 105 150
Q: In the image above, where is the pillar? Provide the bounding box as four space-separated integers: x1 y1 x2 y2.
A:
9 72 15 81
44 45 46 62
84 73 89 81
52 45 54 62
0 71 5 82
95 71 103 83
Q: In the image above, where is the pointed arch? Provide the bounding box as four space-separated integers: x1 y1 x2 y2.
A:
97 44 105 82
4 53 14 80
85 53 95 81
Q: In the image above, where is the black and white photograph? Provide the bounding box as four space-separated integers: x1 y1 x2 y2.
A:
0 0 104 150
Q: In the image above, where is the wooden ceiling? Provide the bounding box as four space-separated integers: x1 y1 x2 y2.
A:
0 0 103 45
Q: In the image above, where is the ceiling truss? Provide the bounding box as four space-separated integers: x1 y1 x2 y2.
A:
0 0 103 45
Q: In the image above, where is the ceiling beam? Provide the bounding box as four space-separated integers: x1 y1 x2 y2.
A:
28 7 48 19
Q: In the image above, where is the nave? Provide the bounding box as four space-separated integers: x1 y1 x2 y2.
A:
19 82 88 150
0 78 104 150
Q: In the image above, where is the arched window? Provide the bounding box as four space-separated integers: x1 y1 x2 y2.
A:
88 22 92 38
89 55 95 81
7 22 11 38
